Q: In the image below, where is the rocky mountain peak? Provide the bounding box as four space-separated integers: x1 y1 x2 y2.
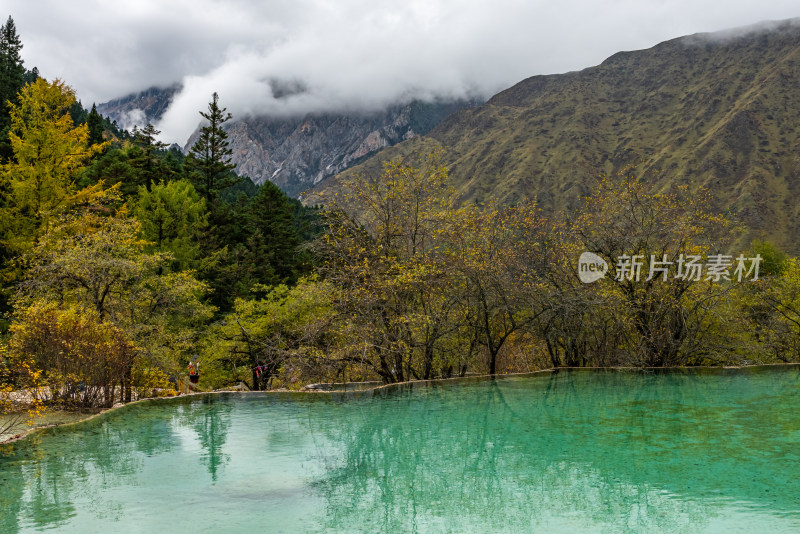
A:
99 87 478 197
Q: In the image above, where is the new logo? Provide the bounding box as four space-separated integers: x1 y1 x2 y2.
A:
578 252 608 283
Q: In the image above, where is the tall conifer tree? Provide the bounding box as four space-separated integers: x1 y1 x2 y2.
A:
0 16 25 162
132 122 168 190
87 103 104 146
185 92 238 203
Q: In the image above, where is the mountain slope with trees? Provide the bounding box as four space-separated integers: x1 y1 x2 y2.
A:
7 14 800 419
324 19 800 253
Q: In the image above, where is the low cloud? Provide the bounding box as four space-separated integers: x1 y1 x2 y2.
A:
119 109 147 131
683 16 800 44
7 0 800 144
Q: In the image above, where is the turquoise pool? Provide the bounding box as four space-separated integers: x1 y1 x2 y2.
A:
1 367 799 533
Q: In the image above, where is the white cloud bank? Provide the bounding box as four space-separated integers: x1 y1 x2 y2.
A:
6 0 800 143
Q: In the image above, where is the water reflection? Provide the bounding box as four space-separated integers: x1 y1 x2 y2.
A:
180 396 232 482
0 396 233 533
0 369 798 533
307 370 800 532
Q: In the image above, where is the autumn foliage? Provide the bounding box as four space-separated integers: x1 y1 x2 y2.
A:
3 64 800 413
10 301 134 408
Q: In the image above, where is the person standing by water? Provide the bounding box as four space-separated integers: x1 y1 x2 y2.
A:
188 359 200 387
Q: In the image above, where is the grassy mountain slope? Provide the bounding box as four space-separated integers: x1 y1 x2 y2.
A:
322 20 800 252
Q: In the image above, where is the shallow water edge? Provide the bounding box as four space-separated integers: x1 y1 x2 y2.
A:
4 362 799 445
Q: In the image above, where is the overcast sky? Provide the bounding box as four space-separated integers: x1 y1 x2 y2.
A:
5 0 800 143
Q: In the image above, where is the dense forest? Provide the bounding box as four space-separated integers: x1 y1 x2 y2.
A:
2 15 800 418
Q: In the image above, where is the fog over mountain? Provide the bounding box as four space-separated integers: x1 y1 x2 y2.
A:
6 0 800 144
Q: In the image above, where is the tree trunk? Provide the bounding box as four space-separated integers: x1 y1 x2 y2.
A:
124 366 132 403
489 348 498 375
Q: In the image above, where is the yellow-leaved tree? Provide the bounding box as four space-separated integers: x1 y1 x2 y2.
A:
0 78 105 300
10 186 214 407
319 150 463 383
568 175 736 366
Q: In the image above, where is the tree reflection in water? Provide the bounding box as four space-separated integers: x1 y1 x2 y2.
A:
0 395 233 532
306 370 800 532
179 395 232 482
0 369 799 533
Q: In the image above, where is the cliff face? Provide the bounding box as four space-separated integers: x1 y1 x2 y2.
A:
96 84 181 130
210 108 413 197
98 84 478 197
191 100 478 197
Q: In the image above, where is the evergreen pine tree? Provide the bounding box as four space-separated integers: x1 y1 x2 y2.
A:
185 92 238 202
23 66 38 85
0 16 25 162
132 122 168 190
245 181 303 283
87 103 104 145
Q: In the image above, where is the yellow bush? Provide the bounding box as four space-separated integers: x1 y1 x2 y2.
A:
9 301 135 408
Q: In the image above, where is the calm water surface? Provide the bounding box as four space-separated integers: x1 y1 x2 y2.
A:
1 367 800 533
